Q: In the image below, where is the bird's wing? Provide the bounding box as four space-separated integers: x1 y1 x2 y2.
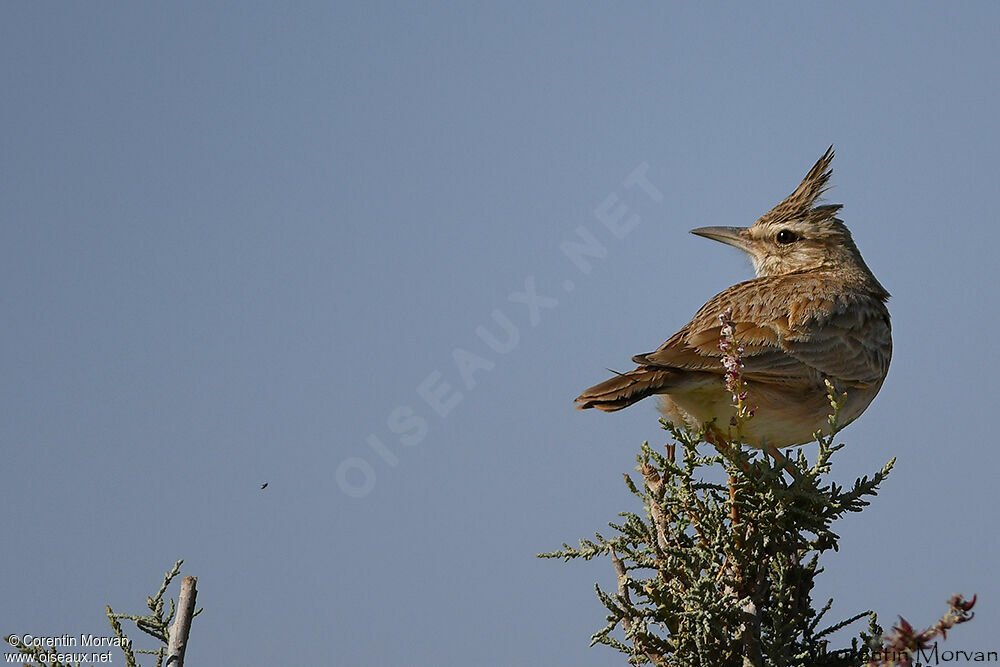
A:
781 293 891 386
632 275 890 387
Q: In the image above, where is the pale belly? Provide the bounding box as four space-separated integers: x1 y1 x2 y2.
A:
657 379 881 448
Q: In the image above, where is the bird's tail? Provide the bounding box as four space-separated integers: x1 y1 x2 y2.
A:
574 367 673 412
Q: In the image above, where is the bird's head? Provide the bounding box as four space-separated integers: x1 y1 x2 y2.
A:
691 147 887 296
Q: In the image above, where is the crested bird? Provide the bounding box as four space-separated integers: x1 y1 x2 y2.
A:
574 147 891 448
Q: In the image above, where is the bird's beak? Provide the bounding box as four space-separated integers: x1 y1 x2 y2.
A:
690 226 752 253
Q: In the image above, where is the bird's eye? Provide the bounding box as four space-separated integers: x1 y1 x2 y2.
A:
776 229 798 244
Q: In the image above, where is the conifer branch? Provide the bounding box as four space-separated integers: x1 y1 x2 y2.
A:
544 351 975 664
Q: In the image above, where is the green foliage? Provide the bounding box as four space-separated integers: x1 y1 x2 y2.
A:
105 559 202 667
541 388 896 666
4 560 199 667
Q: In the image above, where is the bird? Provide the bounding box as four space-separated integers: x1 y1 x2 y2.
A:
260 482 268 490
574 147 891 449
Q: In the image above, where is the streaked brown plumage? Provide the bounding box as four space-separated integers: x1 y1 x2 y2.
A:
574 147 891 447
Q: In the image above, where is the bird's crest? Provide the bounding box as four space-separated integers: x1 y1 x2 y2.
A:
760 146 841 225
